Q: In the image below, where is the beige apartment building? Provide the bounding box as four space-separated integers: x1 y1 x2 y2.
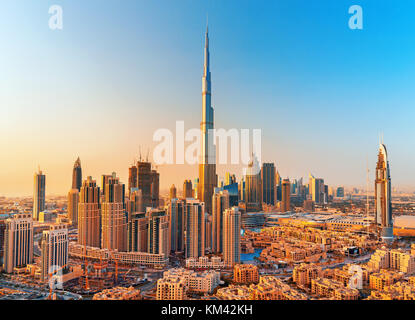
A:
234 264 259 284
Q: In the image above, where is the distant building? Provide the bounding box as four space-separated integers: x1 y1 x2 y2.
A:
183 180 193 198
281 179 291 212
72 157 82 191
169 185 177 200
336 187 345 198
67 189 79 226
262 163 275 205
308 174 325 205
33 169 46 221
244 155 262 212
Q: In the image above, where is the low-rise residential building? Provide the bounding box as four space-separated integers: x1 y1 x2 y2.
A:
311 278 359 300
369 270 403 291
293 263 322 287
93 287 141 300
233 264 259 284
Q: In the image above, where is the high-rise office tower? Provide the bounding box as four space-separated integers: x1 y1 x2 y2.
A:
132 160 159 210
183 180 193 199
169 199 185 253
244 155 262 212
126 189 144 219
198 25 217 215
128 164 138 196
72 157 82 191
41 224 68 282
78 176 101 248
101 173 115 200
101 175 127 251
0 218 6 268
170 185 177 200
224 172 236 186
212 189 229 253
223 207 241 267
128 213 147 252
33 169 46 221
67 189 79 226
185 199 205 258
3 213 33 273
130 213 148 253
336 186 345 198
375 143 393 242
205 213 212 252
309 174 325 205
261 163 275 205
147 209 169 256
281 179 291 212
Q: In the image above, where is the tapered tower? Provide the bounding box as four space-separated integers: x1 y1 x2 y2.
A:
198 24 217 214
375 143 393 243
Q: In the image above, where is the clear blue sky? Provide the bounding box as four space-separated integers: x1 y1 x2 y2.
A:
1 0 415 195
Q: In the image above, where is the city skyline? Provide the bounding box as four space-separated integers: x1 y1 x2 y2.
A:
2 1 415 304
2 0 415 196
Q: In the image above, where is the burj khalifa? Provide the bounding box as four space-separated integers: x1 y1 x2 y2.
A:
197 25 217 214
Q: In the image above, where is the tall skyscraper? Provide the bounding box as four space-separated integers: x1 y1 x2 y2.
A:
41 224 68 282
261 163 275 205
224 172 236 186
126 189 144 219
281 179 291 212
244 154 262 212
309 174 325 205
183 180 193 199
147 209 169 256
223 207 241 267
0 218 6 268
169 199 185 253
72 157 82 191
128 212 147 252
133 160 160 210
33 169 45 221
78 176 101 248
375 143 393 242
169 185 177 200
212 189 229 253
101 175 127 251
185 199 205 258
3 213 33 273
198 25 217 215
67 188 79 226
128 164 138 196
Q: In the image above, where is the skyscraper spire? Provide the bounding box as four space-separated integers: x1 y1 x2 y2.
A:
198 22 216 214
